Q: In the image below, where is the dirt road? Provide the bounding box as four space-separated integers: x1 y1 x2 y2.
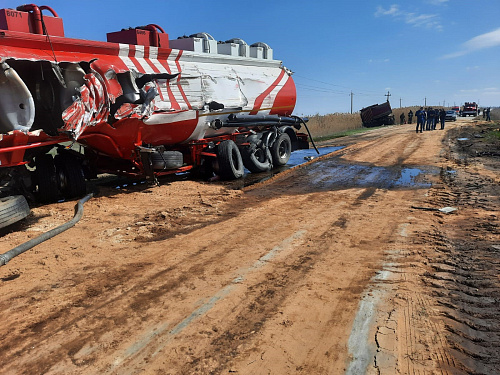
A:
1 118 499 374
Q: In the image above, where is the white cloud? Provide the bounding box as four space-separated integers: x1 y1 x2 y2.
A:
368 58 390 63
426 0 448 5
458 87 500 96
375 4 400 17
442 27 500 58
374 4 442 31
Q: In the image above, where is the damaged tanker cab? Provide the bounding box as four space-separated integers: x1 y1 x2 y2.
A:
0 4 311 209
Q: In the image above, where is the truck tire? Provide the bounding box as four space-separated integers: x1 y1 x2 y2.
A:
0 195 30 229
217 140 244 180
271 133 291 167
151 151 184 170
55 154 86 199
241 145 272 173
35 154 60 203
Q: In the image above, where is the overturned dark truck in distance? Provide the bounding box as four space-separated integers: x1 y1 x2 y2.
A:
360 102 395 127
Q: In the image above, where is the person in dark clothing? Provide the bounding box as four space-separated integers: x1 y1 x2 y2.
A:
426 107 435 130
433 109 439 130
439 109 446 130
486 107 491 121
408 110 413 124
400 112 406 125
415 107 425 133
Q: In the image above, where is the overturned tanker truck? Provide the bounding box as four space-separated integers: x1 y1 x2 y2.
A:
0 4 311 211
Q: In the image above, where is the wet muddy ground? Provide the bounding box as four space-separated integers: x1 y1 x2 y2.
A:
0 118 499 374
421 122 500 374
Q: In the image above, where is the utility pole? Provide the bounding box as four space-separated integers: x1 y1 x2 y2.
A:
385 91 391 102
400 98 402 108
424 97 427 107
350 91 354 114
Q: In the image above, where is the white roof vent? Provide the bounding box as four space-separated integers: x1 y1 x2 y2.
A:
217 38 249 57
169 32 217 53
250 42 273 60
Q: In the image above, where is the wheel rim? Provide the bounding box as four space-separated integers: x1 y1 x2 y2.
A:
278 140 290 160
254 147 267 163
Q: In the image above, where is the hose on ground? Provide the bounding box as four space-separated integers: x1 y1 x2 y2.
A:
0 193 93 266
292 116 319 154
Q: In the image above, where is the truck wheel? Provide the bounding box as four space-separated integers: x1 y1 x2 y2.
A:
55 155 86 199
151 151 184 170
241 145 272 173
35 154 60 203
0 195 30 229
271 133 291 166
217 140 244 180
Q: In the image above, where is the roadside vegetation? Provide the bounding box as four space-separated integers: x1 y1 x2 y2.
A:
489 107 500 121
305 106 438 141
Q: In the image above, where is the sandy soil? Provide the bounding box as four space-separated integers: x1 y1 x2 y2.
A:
0 117 499 375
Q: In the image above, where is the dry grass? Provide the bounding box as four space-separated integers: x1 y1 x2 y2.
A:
305 113 363 139
489 107 500 121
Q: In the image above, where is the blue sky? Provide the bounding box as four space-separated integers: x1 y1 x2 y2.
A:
1 0 499 115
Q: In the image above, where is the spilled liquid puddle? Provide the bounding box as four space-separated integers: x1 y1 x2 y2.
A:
285 146 344 168
307 162 436 191
395 168 432 188
234 146 344 188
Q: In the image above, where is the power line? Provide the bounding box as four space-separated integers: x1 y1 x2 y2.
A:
293 74 383 96
295 83 350 95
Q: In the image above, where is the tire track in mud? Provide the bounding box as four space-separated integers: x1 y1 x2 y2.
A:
0 190 354 374
344 122 498 375
334 129 422 167
420 227 500 374
174 248 320 375
414 126 500 375
0 201 274 373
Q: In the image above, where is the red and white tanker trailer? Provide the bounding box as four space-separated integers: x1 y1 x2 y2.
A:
0 4 310 212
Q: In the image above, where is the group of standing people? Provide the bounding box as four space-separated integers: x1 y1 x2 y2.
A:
398 106 494 133
413 107 446 133
483 107 492 121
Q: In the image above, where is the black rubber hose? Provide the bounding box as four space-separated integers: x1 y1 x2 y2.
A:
0 193 93 266
292 116 320 154
222 121 290 128
227 114 300 124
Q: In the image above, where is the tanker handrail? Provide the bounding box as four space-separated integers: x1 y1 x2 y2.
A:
39 5 59 17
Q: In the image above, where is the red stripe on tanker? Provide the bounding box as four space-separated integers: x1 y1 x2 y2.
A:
249 69 287 115
269 74 296 116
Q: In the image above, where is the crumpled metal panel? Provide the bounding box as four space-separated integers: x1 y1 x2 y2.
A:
61 72 109 138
